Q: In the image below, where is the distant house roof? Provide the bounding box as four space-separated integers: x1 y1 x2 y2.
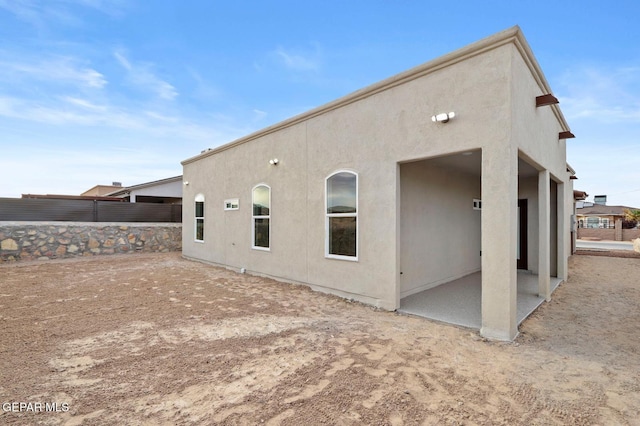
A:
106 175 183 197
81 184 123 196
21 194 124 202
576 204 639 216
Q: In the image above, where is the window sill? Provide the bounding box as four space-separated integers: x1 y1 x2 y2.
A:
325 254 358 262
252 246 271 252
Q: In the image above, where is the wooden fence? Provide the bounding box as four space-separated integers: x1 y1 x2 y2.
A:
0 198 181 223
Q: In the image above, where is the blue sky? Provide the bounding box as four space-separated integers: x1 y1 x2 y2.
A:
1 1 639 207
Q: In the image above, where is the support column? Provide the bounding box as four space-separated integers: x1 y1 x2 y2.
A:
538 170 551 301
394 162 402 310
481 146 518 341
556 181 568 281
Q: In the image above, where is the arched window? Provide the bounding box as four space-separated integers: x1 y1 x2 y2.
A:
252 184 270 250
325 171 357 259
195 194 205 242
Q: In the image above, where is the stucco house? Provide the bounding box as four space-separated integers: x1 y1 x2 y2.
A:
181 26 575 341
106 175 183 204
576 204 639 229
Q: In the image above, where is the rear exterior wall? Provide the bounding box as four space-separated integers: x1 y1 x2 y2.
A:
182 43 514 310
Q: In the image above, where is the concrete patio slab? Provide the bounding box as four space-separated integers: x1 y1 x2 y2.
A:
398 272 563 329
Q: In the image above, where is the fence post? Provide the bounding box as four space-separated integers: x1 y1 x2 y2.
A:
615 219 623 241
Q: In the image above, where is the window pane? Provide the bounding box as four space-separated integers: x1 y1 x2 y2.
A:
254 218 270 248
195 201 204 217
329 217 356 256
196 218 204 241
253 186 270 216
327 172 356 214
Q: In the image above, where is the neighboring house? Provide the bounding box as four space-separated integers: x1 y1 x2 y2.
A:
21 193 123 201
181 27 575 341
106 176 183 204
577 204 640 228
81 182 124 196
572 189 588 252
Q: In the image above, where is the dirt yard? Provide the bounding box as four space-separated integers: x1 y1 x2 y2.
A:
1 253 639 425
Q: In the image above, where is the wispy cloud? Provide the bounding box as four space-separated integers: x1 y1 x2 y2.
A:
0 95 130 126
557 65 640 123
114 50 178 100
273 45 322 71
0 56 107 89
252 109 267 121
0 89 251 147
69 0 127 16
61 96 107 111
144 111 178 123
187 68 221 101
0 0 127 29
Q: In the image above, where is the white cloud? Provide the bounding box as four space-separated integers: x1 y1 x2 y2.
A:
70 0 127 16
0 87 251 149
557 65 640 123
113 50 132 70
253 109 268 121
144 111 178 123
61 96 106 110
187 68 221 101
0 0 126 28
114 50 178 100
0 56 107 89
0 95 133 127
273 45 321 71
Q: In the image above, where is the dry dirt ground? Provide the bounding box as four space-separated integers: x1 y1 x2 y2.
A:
1 253 639 425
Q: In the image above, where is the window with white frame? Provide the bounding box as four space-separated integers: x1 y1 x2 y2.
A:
252 184 270 249
326 171 357 259
224 198 239 210
586 217 600 228
195 194 205 242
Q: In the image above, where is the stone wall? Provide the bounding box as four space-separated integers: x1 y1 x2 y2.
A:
0 222 182 262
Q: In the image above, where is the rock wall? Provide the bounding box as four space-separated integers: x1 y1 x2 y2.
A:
0 222 182 262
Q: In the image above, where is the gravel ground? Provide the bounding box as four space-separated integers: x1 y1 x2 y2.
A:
1 252 639 425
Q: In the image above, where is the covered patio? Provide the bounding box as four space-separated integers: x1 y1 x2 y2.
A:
398 272 563 329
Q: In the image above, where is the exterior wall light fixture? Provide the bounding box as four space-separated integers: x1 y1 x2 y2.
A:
183 181 189 186
269 158 279 165
432 112 455 123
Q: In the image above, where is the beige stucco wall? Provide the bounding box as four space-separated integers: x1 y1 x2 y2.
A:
183 41 512 310
511 45 568 181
